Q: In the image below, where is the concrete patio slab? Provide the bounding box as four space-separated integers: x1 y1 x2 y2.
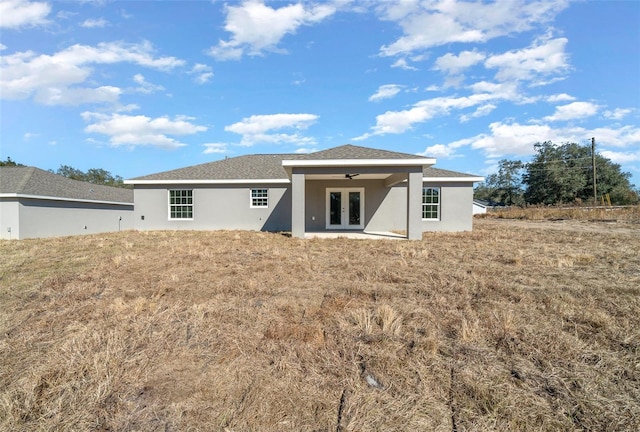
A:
304 231 406 240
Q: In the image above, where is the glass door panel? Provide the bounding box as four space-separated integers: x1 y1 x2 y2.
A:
348 191 360 226
329 192 342 226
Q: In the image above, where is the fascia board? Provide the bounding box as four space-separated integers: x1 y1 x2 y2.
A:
422 176 485 182
0 193 133 206
282 158 436 167
124 179 291 185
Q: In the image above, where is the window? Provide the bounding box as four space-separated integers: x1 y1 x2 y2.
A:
422 187 440 220
251 188 268 208
169 190 193 219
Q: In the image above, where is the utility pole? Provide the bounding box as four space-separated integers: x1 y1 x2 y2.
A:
592 137 597 204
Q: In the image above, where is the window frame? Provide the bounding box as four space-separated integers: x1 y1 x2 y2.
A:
250 188 269 208
168 189 194 220
422 187 440 221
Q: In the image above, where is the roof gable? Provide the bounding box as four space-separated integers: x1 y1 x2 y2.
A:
0 166 133 204
302 144 427 160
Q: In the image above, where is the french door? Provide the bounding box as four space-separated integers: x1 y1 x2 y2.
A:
326 188 364 229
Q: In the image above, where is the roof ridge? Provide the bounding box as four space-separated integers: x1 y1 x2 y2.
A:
13 166 36 194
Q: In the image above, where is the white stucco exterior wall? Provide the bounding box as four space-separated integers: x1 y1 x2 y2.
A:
0 198 133 240
132 184 292 232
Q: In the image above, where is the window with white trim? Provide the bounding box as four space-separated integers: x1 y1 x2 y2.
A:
169 189 193 219
251 188 268 208
422 187 440 220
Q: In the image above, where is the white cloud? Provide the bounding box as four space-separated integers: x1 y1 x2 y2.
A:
208 0 336 60
547 93 575 103
377 0 568 57
429 122 640 163
81 17 109 28
604 108 632 120
203 143 228 154
190 64 213 84
355 90 510 140
0 41 184 105
82 112 207 149
418 136 476 159
225 113 318 146
543 101 599 122
0 43 6 51
369 84 403 102
36 85 121 105
295 147 318 153
600 150 640 164
420 144 455 158
471 121 557 157
390 57 418 70
434 49 485 75
485 35 569 84
132 73 165 94
0 0 51 29
460 103 496 122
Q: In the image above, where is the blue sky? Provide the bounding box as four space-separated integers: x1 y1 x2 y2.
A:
1 0 639 187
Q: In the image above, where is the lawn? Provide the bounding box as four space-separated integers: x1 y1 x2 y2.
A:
1 217 639 431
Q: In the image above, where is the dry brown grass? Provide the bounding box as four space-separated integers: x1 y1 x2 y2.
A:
481 204 640 222
1 220 639 431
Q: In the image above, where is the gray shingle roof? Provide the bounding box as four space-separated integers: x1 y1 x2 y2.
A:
129 144 478 182
130 154 304 181
0 166 133 203
422 167 481 178
305 144 427 160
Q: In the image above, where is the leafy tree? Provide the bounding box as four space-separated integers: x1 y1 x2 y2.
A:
474 159 524 205
52 165 128 188
523 141 638 205
0 157 24 166
55 165 85 180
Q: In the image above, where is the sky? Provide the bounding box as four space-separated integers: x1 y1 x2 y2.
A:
1 0 639 187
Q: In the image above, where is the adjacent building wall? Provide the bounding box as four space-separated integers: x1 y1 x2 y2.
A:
18 199 133 239
0 198 133 239
133 184 291 232
0 198 20 240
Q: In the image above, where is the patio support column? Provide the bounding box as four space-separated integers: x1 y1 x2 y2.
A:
291 172 305 238
407 170 422 240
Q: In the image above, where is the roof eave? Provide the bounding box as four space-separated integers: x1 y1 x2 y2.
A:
0 193 133 206
124 178 291 185
282 158 436 167
423 176 484 183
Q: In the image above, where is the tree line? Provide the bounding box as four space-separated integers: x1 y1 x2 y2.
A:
1 158 129 189
474 141 639 206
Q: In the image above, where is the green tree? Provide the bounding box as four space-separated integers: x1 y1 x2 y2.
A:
0 157 24 166
474 159 524 205
523 141 638 205
53 165 128 188
55 165 85 180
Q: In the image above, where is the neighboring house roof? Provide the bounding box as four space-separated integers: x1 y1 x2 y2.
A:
0 166 133 204
127 144 482 183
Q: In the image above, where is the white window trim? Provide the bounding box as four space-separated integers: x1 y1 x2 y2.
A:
422 187 440 221
168 189 194 221
250 188 269 208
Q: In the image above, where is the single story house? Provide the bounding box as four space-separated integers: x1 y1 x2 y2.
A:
125 145 483 240
0 166 134 240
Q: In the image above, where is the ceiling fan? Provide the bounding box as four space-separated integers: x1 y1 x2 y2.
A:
345 173 360 180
